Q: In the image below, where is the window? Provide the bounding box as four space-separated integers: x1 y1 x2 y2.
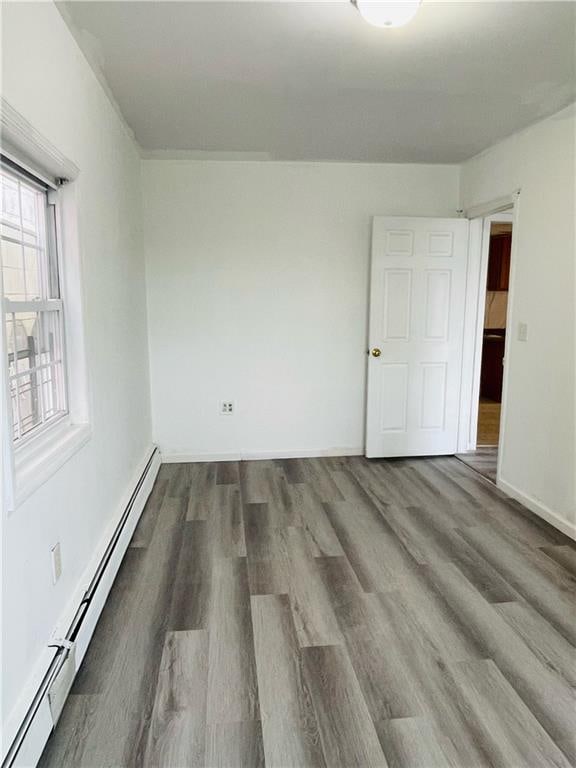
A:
1 160 68 445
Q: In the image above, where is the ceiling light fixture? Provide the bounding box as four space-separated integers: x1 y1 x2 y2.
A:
352 0 422 28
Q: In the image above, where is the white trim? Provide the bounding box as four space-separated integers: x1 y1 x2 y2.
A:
162 446 365 463
1 141 91 509
57 180 91 428
457 217 483 452
142 149 274 161
0 149 57 190
498 477 576 542
464 189 520 220
0 98 79 182
468 216 495 449
12 422 91 509
1 446 161 767
495 199 521 485
3 299 63 313
468 212 514 451
458 195 518 468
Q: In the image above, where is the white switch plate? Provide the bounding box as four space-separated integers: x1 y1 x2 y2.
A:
518 322 528 342
219 400 235 416
51 542 62 584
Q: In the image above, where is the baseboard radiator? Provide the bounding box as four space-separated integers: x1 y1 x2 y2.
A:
2 447 161 768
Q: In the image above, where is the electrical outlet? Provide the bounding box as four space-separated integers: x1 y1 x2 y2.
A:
219 400 235 416
51 542 62 584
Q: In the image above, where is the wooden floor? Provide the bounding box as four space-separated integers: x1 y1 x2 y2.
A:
477 400 501 446
40 456 576 768
456 447 498 484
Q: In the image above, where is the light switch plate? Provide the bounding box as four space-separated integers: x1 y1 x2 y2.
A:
518 322 528 342
51 542 62 584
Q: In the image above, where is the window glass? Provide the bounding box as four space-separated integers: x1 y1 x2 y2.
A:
1 164 68 443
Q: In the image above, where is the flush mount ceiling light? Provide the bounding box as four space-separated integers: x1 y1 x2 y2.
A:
352 0 422 28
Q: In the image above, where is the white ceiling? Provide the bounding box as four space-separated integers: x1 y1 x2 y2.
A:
60 1 576 162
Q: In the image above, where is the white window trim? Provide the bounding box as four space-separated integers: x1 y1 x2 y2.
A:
14 421 91 507
1 98 91 512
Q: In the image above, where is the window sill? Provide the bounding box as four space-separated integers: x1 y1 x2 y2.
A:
12 421 92 510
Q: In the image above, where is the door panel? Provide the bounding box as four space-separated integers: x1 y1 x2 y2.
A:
383 270 412 340
380 363 409 432
420 362 447 430
366 217 469 458
424 270 451 340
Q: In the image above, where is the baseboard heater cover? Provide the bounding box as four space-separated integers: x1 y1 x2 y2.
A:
2 446 160 768
47 644 76 727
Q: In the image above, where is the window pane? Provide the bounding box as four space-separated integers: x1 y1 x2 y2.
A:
1 173 20 226
2 264 26 300
38 311 64 367
2 165 67 445
7 313 17 379
2 239 21 268
16 371 43 437
41 362 64 419
9 378 18 433
6 309 67 443
24 247 41 299
20 185 38 235
11 310 64 370
13 312 39 373
1 169 49 300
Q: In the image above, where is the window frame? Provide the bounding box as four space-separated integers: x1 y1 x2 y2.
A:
0 138 91 512
1 158 70 448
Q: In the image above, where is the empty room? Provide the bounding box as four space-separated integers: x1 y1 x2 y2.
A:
1 1 575 767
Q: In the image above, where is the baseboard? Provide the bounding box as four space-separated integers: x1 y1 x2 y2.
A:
3 445 161 768
498 477 576 541
162 446 365 463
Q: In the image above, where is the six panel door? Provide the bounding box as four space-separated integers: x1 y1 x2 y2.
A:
366 216 469 457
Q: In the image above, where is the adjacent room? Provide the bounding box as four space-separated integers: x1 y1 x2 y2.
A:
456 216 513 482
1 2 575 767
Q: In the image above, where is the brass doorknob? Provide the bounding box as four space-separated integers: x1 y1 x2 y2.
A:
371 348 382 358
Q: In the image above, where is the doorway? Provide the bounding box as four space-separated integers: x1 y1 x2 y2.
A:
457 217 513 483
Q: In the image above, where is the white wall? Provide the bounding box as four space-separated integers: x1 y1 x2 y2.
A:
1 1 152 743
461 105 576 530
3 4 572 755
143 161 459 460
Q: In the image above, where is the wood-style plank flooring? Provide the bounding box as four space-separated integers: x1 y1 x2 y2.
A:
477 400 501 446
456 447 498 483
39 456 576 768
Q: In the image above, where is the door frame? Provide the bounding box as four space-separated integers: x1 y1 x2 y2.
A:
457 190 521 487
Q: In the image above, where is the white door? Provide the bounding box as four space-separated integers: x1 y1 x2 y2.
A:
366 216 469 458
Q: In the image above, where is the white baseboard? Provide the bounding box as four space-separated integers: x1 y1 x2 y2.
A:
3 445 161 768
498 477 576 541
162 446 365 463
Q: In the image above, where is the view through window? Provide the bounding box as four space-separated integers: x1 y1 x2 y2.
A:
1 161 68 443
